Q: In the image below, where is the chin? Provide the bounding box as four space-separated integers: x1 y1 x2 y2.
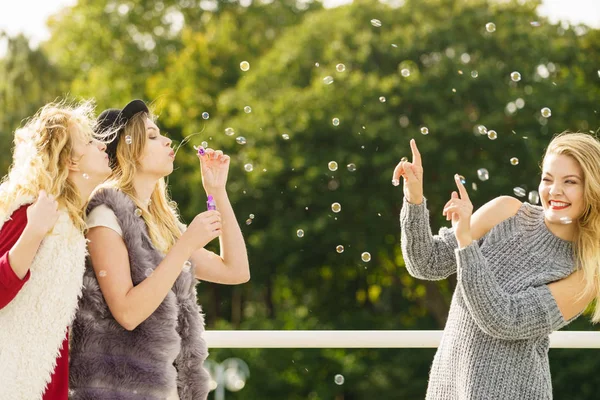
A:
160 166 174 178
544 208 578 225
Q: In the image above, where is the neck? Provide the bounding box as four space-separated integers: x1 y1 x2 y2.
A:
544 218 577 242
133 174 157 210
70 175 99 209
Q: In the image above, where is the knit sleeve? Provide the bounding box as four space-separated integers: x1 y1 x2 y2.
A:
400 197 460 280
456 241 567 340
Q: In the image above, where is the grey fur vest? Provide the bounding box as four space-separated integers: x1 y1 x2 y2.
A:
69 188 210 399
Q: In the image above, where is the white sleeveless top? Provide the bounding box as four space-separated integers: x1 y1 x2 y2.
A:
86 204 123 236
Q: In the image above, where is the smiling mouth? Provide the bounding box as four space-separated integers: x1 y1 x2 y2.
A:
549 200 570 210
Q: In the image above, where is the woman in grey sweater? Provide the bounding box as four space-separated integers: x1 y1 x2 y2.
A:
393 133 600 399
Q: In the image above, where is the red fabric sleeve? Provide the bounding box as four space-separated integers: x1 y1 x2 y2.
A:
0 205 31 309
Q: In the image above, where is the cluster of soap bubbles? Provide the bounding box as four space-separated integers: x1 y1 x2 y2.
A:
221 16 562 268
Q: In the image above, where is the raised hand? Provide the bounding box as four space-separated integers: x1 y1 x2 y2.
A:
26 190 60 237
182 210 222 249
392 139 424 204
442 175 474 248
198 148 231 194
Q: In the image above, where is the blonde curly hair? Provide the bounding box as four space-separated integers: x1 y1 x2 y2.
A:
0 100 108 231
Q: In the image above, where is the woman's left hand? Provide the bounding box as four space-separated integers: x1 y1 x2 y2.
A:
199 148 230 193
442 174 474 248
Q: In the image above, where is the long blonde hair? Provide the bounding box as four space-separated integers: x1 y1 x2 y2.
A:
543 132 600 321
0 100 98 231
102 111 182 253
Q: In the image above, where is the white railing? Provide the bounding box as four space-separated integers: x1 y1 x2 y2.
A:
204 330 600 349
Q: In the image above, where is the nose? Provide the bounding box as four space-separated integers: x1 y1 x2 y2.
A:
97 140 107 152
165 137 172 147
549 183 563 197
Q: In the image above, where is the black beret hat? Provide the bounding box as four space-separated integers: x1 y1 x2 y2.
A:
95 99 149 165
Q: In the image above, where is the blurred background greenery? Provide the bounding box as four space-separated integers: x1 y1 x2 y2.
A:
1 0 599 398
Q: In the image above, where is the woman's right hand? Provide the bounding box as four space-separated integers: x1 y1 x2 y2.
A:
392 139 424 204
182 210 222 249
26 190 60 237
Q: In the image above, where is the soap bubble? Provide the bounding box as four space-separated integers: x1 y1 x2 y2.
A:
528 190 540 204
513 187 526 197
541 107 552 118
477 168 489 181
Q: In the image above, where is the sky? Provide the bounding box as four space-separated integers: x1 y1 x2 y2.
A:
0 0 598 48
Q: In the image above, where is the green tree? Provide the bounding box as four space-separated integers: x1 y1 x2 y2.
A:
0 33 67 172
148 0 600 397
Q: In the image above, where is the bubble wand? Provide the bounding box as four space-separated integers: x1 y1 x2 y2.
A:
194 145 216 210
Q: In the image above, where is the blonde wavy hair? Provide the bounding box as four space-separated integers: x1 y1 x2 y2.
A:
101 111 182 254
543 131 600 321
0 100 101 231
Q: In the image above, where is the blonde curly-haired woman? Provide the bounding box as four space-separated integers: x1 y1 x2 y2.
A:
0 101 111 399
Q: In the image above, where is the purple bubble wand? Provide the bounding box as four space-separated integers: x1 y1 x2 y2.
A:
194 145 215 210
207 195 217 211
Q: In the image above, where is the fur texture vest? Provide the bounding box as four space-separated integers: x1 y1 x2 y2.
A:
69 188 210 399
0 194 87 399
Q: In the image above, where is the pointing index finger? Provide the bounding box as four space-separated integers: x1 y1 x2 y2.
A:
454 174 470 200
410 139 422 167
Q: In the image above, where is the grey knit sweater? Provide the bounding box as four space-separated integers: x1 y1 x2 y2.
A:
400 198 577 400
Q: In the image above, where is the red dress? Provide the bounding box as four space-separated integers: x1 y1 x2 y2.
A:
0 205 69 399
